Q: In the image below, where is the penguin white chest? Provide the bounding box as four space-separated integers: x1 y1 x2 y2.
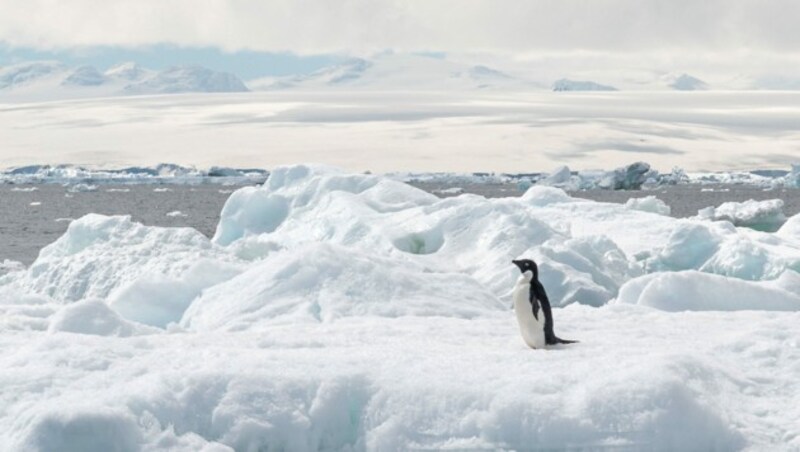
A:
512 273 546 349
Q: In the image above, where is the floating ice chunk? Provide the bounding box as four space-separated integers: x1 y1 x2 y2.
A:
66 183 98 193
520 185 574 206
166 210 187 217
696 199 786 232
786 164 800 188
597 162 657 190
616 270 800 311
48 298 157 336
624 196 671 216
537 165 575 189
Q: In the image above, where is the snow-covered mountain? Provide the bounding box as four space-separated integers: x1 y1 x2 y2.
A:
124 66 248 94
0 61 66 89
666 73 709 91
552 78 617 91
251 53 541 91
0 61 248 100
105 62 154 82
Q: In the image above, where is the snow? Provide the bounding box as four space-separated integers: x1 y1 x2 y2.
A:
667 73 709 91
1 166 800 450
124 66 248 94
0 61 248 100
552 78 617 91
2 91 800 173
616 270 800 311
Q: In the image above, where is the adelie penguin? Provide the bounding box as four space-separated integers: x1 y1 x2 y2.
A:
511 259 577 349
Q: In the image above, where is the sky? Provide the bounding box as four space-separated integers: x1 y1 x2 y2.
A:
1 0 800 80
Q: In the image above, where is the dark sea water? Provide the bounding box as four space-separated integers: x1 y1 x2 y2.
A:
2 183 799 266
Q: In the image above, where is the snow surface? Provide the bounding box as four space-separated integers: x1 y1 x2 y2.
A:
1 166 799 450
3 91 799 173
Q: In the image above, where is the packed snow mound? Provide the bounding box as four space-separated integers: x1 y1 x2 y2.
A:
125 66 248 94
552 78 617 91
108 259 242 328
625 196 671 216
6 307 791 451
182 243 503 330
616 270 800 311
16 214 242 303
696 199 786 232
644 220 800 280
778 212 800 240
215 165 636 307
48 298 156 336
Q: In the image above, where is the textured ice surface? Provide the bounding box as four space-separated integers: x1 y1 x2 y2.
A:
1 165 799 451
696 198 787 231
0 164 268 185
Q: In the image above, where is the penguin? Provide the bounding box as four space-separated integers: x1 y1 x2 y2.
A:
512 259 577 348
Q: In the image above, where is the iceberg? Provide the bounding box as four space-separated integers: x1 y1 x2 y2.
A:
695 199 786 232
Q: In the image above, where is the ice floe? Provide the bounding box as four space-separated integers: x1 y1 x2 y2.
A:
1 165 799 450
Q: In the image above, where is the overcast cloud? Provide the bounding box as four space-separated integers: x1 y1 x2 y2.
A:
1 0 799 56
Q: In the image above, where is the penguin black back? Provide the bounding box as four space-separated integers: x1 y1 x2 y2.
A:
512 258 577 345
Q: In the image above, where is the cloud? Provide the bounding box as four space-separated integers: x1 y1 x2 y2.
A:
1 0 799 55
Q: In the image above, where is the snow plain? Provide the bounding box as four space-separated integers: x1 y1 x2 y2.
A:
1 165 799 451
2 90 800 173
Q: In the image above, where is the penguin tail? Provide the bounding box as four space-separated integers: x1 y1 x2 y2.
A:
548 336 579 345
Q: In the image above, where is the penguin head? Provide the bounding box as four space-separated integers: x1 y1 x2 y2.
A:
512 259 538 278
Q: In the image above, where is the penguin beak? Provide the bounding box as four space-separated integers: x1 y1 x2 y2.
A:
512 260 523 271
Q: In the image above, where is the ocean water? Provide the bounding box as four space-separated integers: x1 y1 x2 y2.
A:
2 182 799 266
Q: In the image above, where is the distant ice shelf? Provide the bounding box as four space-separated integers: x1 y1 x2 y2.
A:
1 161 799 190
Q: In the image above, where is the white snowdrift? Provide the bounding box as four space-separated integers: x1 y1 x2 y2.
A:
2 165 800 451
182 243 503 331
616 270 800 311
